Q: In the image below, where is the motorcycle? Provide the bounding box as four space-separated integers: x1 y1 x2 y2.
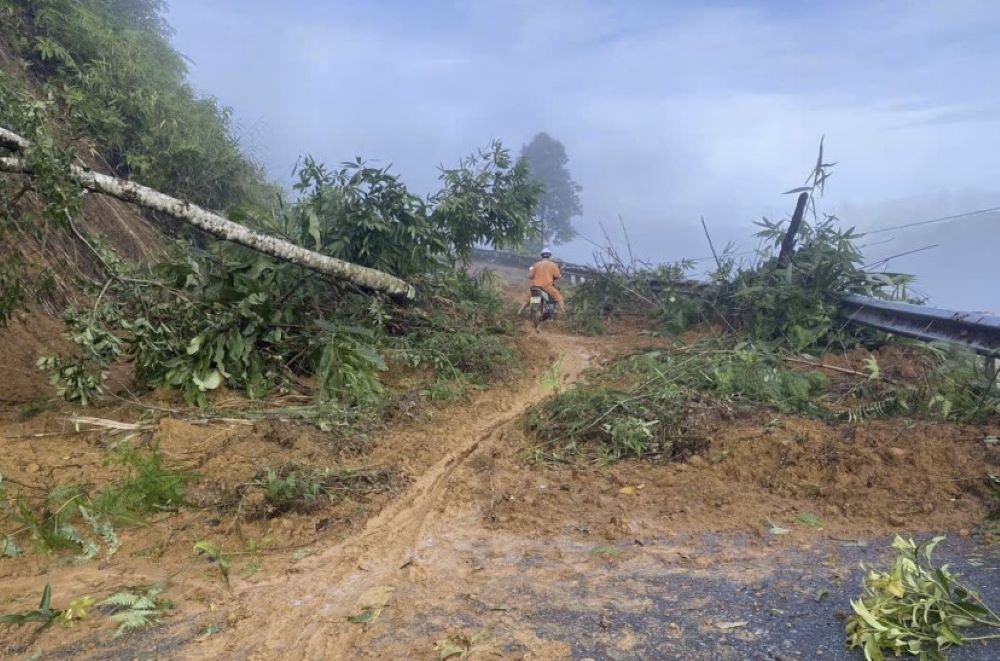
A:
527 286 558 329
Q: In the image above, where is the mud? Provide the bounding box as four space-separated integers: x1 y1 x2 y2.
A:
2 310 999 659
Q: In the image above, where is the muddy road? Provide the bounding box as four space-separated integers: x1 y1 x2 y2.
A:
4 317 999 660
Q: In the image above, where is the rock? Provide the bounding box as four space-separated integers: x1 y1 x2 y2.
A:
888 513 907 527
958 528 971 538
687 455 706 468
883 447 907 462
26 463 40 474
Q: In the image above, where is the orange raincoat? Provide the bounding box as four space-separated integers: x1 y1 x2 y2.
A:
527 258 564 306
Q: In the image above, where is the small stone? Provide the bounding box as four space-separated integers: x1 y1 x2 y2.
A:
687 455 706 468
886 447 907 460
888 514 907 527
958 528 971 538
26 463 40 474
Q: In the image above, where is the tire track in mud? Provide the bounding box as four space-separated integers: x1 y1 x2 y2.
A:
199 329 596 660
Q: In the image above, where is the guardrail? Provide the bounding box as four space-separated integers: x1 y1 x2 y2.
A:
471 247 709 291
470 248 595 284
840 295 1000 357
472 251 1000 357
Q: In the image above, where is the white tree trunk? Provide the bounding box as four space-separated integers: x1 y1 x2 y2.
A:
0 129 416 299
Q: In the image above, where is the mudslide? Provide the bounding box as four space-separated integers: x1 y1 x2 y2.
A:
195 328 599 659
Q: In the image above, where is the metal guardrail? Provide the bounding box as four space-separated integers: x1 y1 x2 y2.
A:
470 247 592 274
840 295 1000 357
470 247 595 283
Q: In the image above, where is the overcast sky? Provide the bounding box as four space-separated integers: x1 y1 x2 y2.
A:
166 0 1000 309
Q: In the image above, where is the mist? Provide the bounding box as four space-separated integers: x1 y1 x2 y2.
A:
166 0 1000 311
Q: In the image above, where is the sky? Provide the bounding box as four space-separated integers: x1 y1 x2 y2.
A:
166 0 1000 310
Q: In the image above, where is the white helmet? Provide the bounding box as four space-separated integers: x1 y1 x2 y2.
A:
540 247 553 258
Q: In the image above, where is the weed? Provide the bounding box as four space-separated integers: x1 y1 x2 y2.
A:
95 442 197 517
696 347 829 414
240 559 262 578
421 378 468 403
435 629 498 659
540 354 566 394
1 477 109 558
1 444 190 559
0 585 62 629
17 400 49 422
193 541 231 585
250 464 398 516
256 468 325 514
569 261 702 336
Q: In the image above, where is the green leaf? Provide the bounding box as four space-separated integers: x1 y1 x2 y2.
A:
851 599 888 632
186 335 204 355
192 369 223 391
797 512 823 527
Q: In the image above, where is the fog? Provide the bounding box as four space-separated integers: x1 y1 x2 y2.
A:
167 0 1000 311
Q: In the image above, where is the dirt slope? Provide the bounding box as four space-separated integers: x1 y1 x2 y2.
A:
2 292 998 658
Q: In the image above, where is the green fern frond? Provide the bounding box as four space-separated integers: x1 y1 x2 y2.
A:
79 505 120 557
101 591 142 608
101 585 172 638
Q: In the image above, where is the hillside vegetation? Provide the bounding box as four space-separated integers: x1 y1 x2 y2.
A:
0 0 541 415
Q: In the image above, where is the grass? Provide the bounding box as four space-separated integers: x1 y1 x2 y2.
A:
250 464 398 517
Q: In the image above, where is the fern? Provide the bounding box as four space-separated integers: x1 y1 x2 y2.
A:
100 585 172 638
57 522 99 561
95 442 196 517
79 505 120 558
193 540 231 585
6 487 119 560
1 534 20 558
841 396 905 423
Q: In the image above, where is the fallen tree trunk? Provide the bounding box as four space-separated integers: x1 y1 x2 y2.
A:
0 129 416 300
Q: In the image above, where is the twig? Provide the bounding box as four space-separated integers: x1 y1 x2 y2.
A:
92 277 113 314
0 429 100 439
700 216 722 272
618 214 636 270
63 416 153 431
784 356 872 378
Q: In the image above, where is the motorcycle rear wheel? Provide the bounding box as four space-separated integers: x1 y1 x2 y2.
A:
530 305 543 329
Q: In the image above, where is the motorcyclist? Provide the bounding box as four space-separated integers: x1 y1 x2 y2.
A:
523 247 566 314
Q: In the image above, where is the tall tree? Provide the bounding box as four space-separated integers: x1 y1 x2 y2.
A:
519 132 582 249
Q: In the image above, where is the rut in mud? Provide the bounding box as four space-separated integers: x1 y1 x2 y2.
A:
193 328 600 659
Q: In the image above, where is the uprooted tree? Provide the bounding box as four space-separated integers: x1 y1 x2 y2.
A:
0 85 541 408
0 126 417 299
